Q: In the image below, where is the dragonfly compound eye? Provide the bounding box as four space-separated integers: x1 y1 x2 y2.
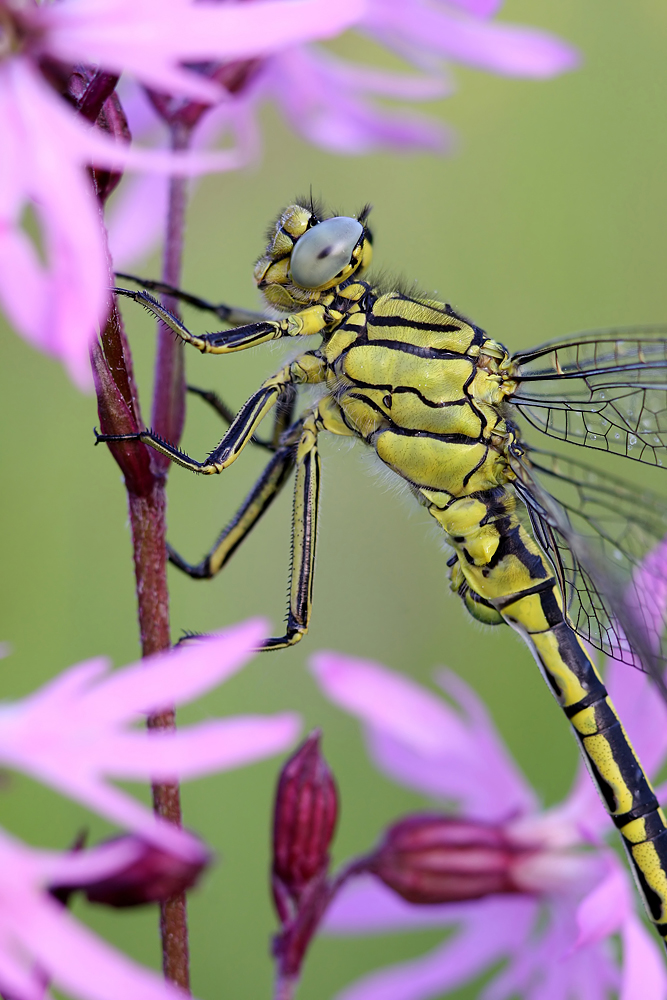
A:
290 217 364 289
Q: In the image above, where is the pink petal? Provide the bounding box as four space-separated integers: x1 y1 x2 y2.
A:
44 0 365 101
445 0 503 15
310 654 535 820
365 0 580 78
107 171 168 269
605 657 667 780
574 866 631 948
325 876 467 933
620 916 667 1000
0 949 46 1000
81 620 268 721
37 838 144 885
330 896 535 1000
0 61 109 390
14 893 187 1000
95 715 300 778
267 47 450 154
39 772 206 859
310 652 463 754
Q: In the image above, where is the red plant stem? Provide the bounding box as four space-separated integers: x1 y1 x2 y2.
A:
147 119 195 992
90 110 193 988
151 121 190 469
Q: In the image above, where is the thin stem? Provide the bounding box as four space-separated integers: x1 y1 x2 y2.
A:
151 120 191 470
146 118 195 992
91 112 193 991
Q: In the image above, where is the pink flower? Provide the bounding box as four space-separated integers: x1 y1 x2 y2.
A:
268 0 579 155
109 0 578 268
0 0 363 388
0 620 299 861
308 648 667 1000
0 828 212 1000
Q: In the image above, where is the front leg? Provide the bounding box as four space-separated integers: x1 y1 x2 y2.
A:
115 273 265 325
95 353 326 475
114 287 339 354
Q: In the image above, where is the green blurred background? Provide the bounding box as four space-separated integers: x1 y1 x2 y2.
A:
2 0 667 996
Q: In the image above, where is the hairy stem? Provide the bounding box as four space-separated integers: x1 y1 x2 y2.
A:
147 118 195 992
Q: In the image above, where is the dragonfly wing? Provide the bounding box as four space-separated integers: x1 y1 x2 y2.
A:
509 446 667 700
509 327 667 467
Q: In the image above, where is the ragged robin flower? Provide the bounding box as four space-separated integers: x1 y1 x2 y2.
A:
0 0 363 387
108 0 579 269
310 646 667 1000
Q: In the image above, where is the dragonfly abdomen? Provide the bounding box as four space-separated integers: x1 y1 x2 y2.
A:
435 486 667 940
506 589 667 941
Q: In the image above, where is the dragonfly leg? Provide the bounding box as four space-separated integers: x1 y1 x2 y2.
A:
95 353 325 474
113 286 335 354
187 384 297 452
115 272 266 325
168 435 297 579
261 396 357 650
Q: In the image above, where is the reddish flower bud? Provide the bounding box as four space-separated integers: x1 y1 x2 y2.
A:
64 66 130 202
272 731 337 918
368 814 532 904
51 836 209 908
147 58 262 130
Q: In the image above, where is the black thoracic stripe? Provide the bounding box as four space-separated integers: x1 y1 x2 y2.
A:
357 336 472 361
466 397 489 433
461 446 490 489
381 423 485 446
341 373 470 410
368 314 465 333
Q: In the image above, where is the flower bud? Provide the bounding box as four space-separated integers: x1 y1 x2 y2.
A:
147 59 261 130
368 814 531 904
51 836 209 908
272 731 337 917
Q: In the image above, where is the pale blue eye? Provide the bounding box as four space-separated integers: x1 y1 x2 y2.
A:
290 217 363 289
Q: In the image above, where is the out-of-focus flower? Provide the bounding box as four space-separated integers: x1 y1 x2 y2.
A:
0 828 203 1000
109 0 578 270
309 648 667 1000
0 620 299 861
0 0 363 388
50 835 209 908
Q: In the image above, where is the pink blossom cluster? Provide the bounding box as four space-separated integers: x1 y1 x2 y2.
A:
0 621 299 1000
0 0 577 388
311 646 667 1000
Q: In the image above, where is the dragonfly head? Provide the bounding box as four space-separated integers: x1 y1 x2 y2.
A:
254 201 373 311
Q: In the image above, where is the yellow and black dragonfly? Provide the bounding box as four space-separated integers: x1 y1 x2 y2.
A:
103 200 667 947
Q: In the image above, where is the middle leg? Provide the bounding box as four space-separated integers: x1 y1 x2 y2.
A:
95 353 326 474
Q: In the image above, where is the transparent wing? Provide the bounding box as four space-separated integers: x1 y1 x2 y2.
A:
509 445 667 699
508 327 667 467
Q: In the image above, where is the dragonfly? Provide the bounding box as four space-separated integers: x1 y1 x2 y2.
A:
101 199 667 948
